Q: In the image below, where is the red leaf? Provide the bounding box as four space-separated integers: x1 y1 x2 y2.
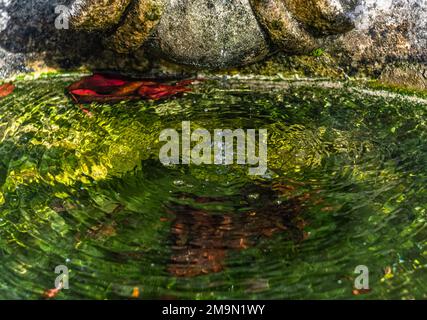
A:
352 288 372 295
68 74 127 91
90 73 127 87
71 89 99 96
0 83 15 98
67 74 194 104
138 85 190 100
111 81 145 96
176 79 198 86
70 91 139 104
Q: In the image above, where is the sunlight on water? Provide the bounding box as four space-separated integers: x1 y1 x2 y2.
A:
0 76 426 299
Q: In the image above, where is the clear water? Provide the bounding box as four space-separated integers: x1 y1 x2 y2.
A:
0 76 426 299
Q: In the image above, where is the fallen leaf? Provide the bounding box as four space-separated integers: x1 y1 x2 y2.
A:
0 83 15 98
112 81 145 96
68 73 127 92
68 74 194 104
167 184 309 277
87 222 117 240
71 89 99 97
138 85 191 100
70 88 139 104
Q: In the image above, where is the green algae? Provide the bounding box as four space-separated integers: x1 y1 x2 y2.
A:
365 80 427 99
235 53 347 79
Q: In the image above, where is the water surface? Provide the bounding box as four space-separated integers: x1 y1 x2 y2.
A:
0 76 426 299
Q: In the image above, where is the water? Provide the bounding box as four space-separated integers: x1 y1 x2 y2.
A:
0 75 426 299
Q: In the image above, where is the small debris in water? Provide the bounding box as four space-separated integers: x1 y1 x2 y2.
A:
43 287 61 299
87 222 117 240
131 287 140 298
352 288 372 295
43 282 64 299
79 104 94 117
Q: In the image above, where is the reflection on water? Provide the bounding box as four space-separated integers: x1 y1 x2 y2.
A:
168 183 310 277
0 76 426 299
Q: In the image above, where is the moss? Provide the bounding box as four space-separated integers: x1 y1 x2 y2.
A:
377 63 427 92
310 48 325 57
234 52 346 79
70 0 132 31
144 5 163 21
106 0 164 53
365 80 427 99
270 20 283 31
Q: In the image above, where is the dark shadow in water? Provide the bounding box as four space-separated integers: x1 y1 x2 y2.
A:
166 183 310 277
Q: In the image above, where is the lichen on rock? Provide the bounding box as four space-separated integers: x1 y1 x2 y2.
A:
106 0 164 53
249 0 318 54
379 63 427 91
69 0 132 31
283 0 354 35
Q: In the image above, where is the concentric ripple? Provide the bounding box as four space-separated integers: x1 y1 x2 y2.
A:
0 76 426 299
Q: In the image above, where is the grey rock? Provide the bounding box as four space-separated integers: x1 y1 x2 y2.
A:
330 0 427 73
0 0 151 77
67 0 355 68
0 0 425 81
149 0 270 68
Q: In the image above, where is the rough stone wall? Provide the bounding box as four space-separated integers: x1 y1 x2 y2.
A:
0 0 151 78
333 0 426 71
0 0 426 85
